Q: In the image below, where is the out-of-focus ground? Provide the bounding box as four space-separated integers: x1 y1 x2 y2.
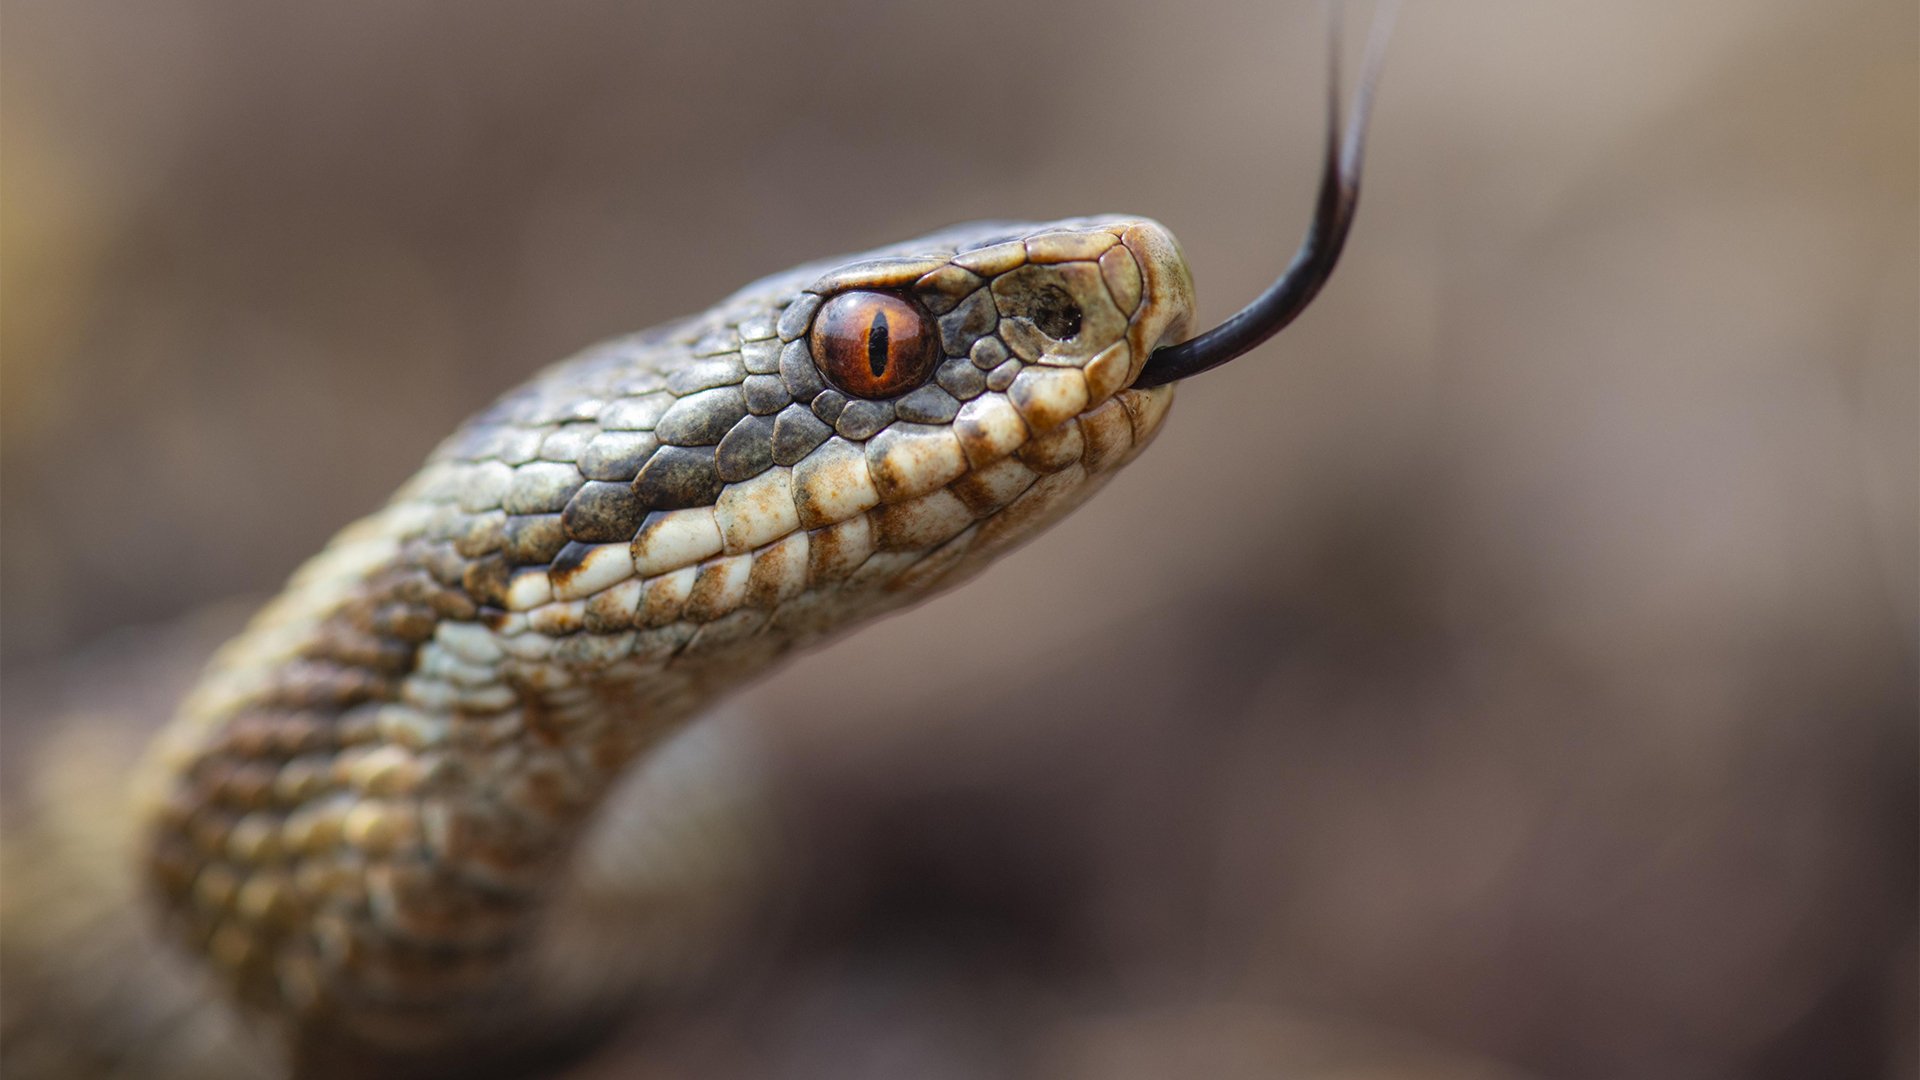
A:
2 1 1914 1077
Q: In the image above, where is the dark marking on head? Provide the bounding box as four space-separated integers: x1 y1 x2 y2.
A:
548 540 593 588
462 554 513 608
654 387 748 448
772 405 833 465
502 515 570 566
631 445 725 509
563 481 648 543
715 414 777 483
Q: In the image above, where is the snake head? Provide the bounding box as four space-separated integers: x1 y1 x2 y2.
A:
408 212 1208 662
627 216 1202 614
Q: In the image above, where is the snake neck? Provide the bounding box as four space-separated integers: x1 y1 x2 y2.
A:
139 497 800 1067
139 441 1149 1070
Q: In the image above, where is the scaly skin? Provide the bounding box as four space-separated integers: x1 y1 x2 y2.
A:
7 216 1200 1078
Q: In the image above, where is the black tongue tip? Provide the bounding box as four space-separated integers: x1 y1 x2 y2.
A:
1131 2 1396 390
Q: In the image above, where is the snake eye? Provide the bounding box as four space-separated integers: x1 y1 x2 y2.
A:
810 291 939 400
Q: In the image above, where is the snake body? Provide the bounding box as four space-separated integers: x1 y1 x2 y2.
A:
3 216 1198 1078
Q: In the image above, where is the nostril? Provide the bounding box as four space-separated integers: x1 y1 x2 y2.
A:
1030 285 1082 341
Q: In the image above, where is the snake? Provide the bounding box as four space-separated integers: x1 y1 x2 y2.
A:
0 16 1390 1080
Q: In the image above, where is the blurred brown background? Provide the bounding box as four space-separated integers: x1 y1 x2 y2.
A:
2 1 1914 1077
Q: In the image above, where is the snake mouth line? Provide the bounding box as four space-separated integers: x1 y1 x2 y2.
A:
1131 3 1397 389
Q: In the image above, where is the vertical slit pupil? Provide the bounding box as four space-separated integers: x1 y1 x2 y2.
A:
867 310 890 379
